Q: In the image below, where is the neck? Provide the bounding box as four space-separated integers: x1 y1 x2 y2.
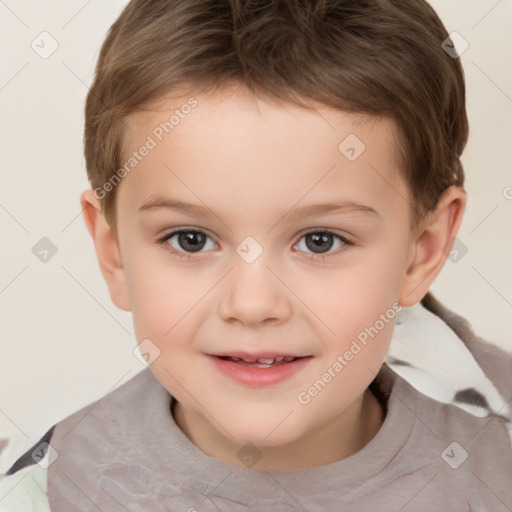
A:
172 388 385 471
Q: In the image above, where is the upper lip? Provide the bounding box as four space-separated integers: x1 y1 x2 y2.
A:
208 351 310 362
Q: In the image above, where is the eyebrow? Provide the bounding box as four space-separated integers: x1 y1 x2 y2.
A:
138 196 380 221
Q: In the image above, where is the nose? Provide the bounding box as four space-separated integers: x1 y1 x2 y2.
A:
218 256 293 327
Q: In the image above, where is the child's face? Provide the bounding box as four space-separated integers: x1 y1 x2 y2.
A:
113 86 418 465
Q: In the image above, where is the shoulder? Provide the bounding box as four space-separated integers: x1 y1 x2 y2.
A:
0 369 158 511
4 369 156 473
385 368 512 507
392 362 512 480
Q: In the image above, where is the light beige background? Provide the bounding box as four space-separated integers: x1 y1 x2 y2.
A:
0 0 511 473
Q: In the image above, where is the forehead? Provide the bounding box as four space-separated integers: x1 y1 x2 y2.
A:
119 88 410 226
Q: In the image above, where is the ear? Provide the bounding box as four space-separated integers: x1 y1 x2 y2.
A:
80 190 131 311
398 186 467 307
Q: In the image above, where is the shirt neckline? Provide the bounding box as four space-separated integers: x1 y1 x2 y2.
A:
152 363 418 498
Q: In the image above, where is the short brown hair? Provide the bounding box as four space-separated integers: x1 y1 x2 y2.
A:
84 0 468 232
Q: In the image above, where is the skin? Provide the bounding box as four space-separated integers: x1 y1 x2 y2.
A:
81 85 466 471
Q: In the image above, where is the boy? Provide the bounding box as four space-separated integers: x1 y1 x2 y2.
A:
1 0 511 510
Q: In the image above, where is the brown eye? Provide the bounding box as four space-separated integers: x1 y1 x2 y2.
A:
305 233 335 253
164 230 217 253
294 231 349 255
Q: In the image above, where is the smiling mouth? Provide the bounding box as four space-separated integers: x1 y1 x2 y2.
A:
216 356 305 368
207 354 313 386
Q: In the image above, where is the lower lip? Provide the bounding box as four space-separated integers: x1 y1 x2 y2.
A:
206 355 313 387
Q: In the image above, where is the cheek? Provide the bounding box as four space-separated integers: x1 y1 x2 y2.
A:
299 245 404 347
124 247 209 343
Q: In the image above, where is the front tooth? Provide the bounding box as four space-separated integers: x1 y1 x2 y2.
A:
275 357 284 362
256 358 275 364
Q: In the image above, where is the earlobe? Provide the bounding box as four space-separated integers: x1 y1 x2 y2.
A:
80 190 131 312
398 186 467 307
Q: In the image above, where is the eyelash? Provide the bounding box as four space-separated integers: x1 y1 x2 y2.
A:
156 229 354 262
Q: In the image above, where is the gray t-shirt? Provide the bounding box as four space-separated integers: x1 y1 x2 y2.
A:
45 363 512 511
